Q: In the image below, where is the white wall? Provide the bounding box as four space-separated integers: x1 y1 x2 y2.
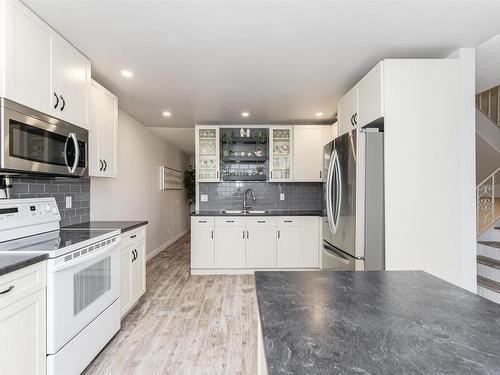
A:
384 51 477 292
91 110 191 259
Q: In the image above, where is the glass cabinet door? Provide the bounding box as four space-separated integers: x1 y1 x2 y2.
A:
197 127 220 182
269 126 293 182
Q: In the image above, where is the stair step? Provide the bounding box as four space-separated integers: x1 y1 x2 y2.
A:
478 241 500 249
477 275 500 294
477 255 500 269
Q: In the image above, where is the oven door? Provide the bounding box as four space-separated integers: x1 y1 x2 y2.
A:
46 239 120 354
1 99 88 176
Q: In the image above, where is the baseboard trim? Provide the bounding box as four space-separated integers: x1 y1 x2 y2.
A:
146 228 189 262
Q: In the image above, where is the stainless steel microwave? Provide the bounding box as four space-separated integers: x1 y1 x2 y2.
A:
0 98 88 177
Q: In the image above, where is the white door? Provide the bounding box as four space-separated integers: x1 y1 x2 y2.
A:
269 126 293 182
293 126 323 182
120 246 133 318
357 62 383 127
131 240 146 302
98 85 118 177
246 227 277 268
300 217 319 268
337 87 358 136
0 288 46 375
196 127 220 182
214 227 246 268
53 35 91 128
277 226 301 267
4 0 54 115
191 228 214 268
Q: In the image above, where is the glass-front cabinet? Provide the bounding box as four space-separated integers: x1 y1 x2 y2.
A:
269 126 293 182
196 127 220 182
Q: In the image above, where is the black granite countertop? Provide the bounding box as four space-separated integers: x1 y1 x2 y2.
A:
191 210 322 217
64 221 148 233
0 253 48 277
255 271 500 375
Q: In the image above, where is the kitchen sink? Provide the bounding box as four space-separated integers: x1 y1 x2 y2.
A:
220 210 269 214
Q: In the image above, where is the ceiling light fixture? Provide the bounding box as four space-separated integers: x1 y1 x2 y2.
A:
241 112 250 117
315 112 324 117
121 70 133 78
162 111 171 117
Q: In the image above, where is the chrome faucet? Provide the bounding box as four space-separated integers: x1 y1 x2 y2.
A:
243 188 256 212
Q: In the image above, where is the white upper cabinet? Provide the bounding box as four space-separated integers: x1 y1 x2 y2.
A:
357 62 383 127
196 126 220 182
337 61 384 135
269 126 293 182
293 125 323 182
1 0 54 114
337 86 358 136
89 80 118 177
0 0 91 128
52 35 91 128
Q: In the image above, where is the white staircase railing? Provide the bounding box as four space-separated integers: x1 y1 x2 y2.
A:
476 85 500 129
477 167 500 234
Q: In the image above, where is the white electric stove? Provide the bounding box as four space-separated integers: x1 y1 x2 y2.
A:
0 198 121 375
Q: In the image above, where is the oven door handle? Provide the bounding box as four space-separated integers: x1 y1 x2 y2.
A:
49 240 120 273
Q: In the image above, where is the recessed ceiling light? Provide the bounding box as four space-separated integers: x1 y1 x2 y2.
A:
121 70 133 78
241 112 250 117
315 112 324 117
162 111 171 117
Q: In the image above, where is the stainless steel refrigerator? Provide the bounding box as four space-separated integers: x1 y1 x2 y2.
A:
322 128 384 271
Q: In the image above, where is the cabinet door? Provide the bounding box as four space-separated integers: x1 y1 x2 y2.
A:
246 227 277 268
99 84 118 177
120 246 133 318
300 217 319 268
53 35 91 128
276 226 301 267
191 228 214 268
337 87 358 136
357 62 383 127
132 240 146 302
0 288 46 375
269 126 293 182
214 227 246 268
88 81 102 176
196 127 220 182
4 0 54 115
293 126 323 182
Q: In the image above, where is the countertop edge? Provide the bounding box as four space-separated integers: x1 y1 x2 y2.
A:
191 211 322 217
0 253 48 277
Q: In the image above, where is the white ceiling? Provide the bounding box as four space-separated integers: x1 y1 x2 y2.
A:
149 127 195 155
24 0 500 130
476 33 500 93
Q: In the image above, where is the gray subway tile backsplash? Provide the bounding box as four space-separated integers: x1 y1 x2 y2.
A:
198 181 323 211
10 177 91 226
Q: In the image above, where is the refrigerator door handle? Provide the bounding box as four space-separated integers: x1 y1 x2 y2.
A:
334 150 342 228
326 150 337 235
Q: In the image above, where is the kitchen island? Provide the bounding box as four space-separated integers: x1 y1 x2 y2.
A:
255 271 500 375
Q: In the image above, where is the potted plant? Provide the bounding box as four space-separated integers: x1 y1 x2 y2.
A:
183 166 196 207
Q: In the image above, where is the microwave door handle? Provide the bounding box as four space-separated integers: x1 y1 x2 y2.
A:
68 133 79 173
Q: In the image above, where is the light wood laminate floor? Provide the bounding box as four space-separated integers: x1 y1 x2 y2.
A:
84 233 257 375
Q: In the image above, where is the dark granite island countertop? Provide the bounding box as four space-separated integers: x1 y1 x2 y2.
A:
0 253 48 277
64 221 148 233
255 271 500 375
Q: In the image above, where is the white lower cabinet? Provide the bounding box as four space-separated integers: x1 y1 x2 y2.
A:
191 216 319 273
0 261 47 375
120 226 147 319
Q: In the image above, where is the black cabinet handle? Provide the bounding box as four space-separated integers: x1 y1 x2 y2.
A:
350 115 354 126
243 230 245 239
320 171 322 179
0 285 14 295
99 159 103 171
130 234 137 239
354 113 358 125
247 230 249 239
211 230 213 239
60 95 65 111
226 220 234 223
277 230 280 239
53 92 59 109
284 220 293 223
257 220 266 223
198 220 207 223
103 160 107 171
270 171 273 179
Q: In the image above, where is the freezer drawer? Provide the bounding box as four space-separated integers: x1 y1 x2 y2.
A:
322 241 355 271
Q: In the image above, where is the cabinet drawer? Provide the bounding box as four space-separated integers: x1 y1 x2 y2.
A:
191 217 215 229
215 217 246 227
0 261 46 310
277 217 300 227
246 217 277 228
120 226 146 249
